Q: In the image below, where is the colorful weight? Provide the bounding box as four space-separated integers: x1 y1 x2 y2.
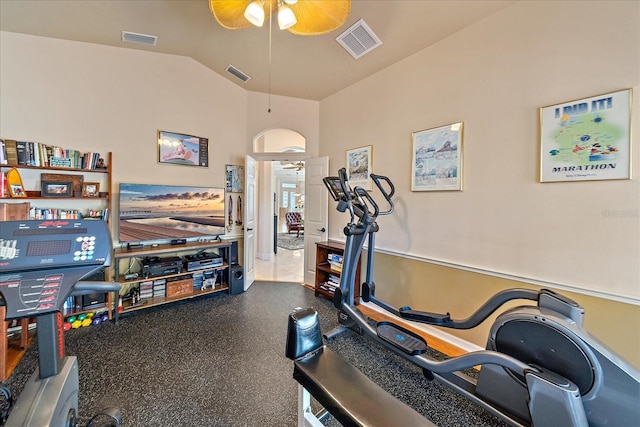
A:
72 320 82 329
86 312 95 318
101 314 109 323
81 318 92 327
67 315 77 323
78 313 87 321
63 323 72 331
92 317 102 326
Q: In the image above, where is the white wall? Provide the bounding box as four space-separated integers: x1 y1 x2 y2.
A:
320 1 640 303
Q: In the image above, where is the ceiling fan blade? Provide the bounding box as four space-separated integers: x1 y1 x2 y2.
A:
209 0 275 30
288 0 351 35
210 0 350 35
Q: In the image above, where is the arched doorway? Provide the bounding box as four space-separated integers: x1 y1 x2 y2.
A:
252 129 307 283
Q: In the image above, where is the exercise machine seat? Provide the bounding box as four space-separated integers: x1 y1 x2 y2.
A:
287 308 435 427
294 347 436 427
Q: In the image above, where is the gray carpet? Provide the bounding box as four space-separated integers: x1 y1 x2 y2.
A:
3 282 506 426
277 233 304 250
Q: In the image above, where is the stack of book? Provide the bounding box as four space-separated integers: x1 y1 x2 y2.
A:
328 253 343 273
0 138 105 170
192 271 204 290
320 273 341 295
153 279 166 297
139 281 154 299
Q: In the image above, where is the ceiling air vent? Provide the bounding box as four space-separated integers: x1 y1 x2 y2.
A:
121 31 157 46
336 19 382 59
226 64 251 82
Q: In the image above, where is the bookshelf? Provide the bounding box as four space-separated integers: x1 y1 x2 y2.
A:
0 151 111 221
315 241 361 301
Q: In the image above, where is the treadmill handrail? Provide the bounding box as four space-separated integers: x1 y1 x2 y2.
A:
72 281 122 296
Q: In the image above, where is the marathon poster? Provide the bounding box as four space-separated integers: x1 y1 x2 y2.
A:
539 89 631 182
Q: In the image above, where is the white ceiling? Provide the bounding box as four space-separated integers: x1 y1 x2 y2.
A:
0 0 516 101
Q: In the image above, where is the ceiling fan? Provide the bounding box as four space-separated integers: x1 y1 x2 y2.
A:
281 160 305 171
209 0 351 35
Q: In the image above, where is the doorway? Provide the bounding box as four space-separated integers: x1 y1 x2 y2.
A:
252 129 306 283
254 159 305 283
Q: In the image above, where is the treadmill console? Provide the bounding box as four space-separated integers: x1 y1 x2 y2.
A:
0 220 112 320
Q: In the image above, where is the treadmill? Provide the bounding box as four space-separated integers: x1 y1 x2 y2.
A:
0 219 122 427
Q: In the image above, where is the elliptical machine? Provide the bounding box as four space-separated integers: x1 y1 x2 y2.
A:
322 168 640 427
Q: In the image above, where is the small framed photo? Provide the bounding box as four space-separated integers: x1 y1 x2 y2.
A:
41 181 73 197
412 122 463 192
7 167 27 198
158 130 209 167
346 145 373 191
82 182 100 197
539 88 631 182
225 165 244 192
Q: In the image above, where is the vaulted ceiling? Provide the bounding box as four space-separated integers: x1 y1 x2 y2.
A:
0 0 516 101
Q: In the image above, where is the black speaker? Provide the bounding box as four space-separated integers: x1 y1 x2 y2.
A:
229 241 239 266
229 265 244 295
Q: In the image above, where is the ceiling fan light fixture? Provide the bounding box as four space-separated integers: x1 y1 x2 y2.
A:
278 5 297 30
244 0 265 27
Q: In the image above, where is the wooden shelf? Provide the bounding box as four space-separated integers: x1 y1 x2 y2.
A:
118 263 228 284
113 241 232 315
121 285 229 313
314 241 360 301
1 163 109 173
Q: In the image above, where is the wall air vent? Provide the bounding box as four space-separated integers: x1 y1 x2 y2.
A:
226 64 251 82
336 19 382 59
121 31 157 46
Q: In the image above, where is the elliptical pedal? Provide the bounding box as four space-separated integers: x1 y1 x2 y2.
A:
376 322 428 355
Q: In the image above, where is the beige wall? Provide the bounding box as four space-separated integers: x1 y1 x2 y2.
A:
321 1 639 367
369 251 639 368
0 32 320 245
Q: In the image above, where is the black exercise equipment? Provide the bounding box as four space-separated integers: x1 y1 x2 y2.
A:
297 168 640 427
0 219 123 427
286 307 436 427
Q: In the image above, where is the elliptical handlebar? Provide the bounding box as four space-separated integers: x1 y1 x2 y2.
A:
370 173 395 215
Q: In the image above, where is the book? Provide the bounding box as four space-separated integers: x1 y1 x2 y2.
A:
15 141 27 165
0 139 6 165
4 140 18 165
0 172 6 197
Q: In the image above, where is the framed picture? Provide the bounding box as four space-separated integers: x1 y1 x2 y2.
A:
41 173 84 197
225 165 244 192
346 145 373 191
41 180 73 197
411 122 463 191
82 182 100 197
158 130 209 167
7 167 27 198
539 89 632 182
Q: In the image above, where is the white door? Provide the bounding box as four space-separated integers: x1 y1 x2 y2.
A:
303 157 329 285
244 155 257 290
